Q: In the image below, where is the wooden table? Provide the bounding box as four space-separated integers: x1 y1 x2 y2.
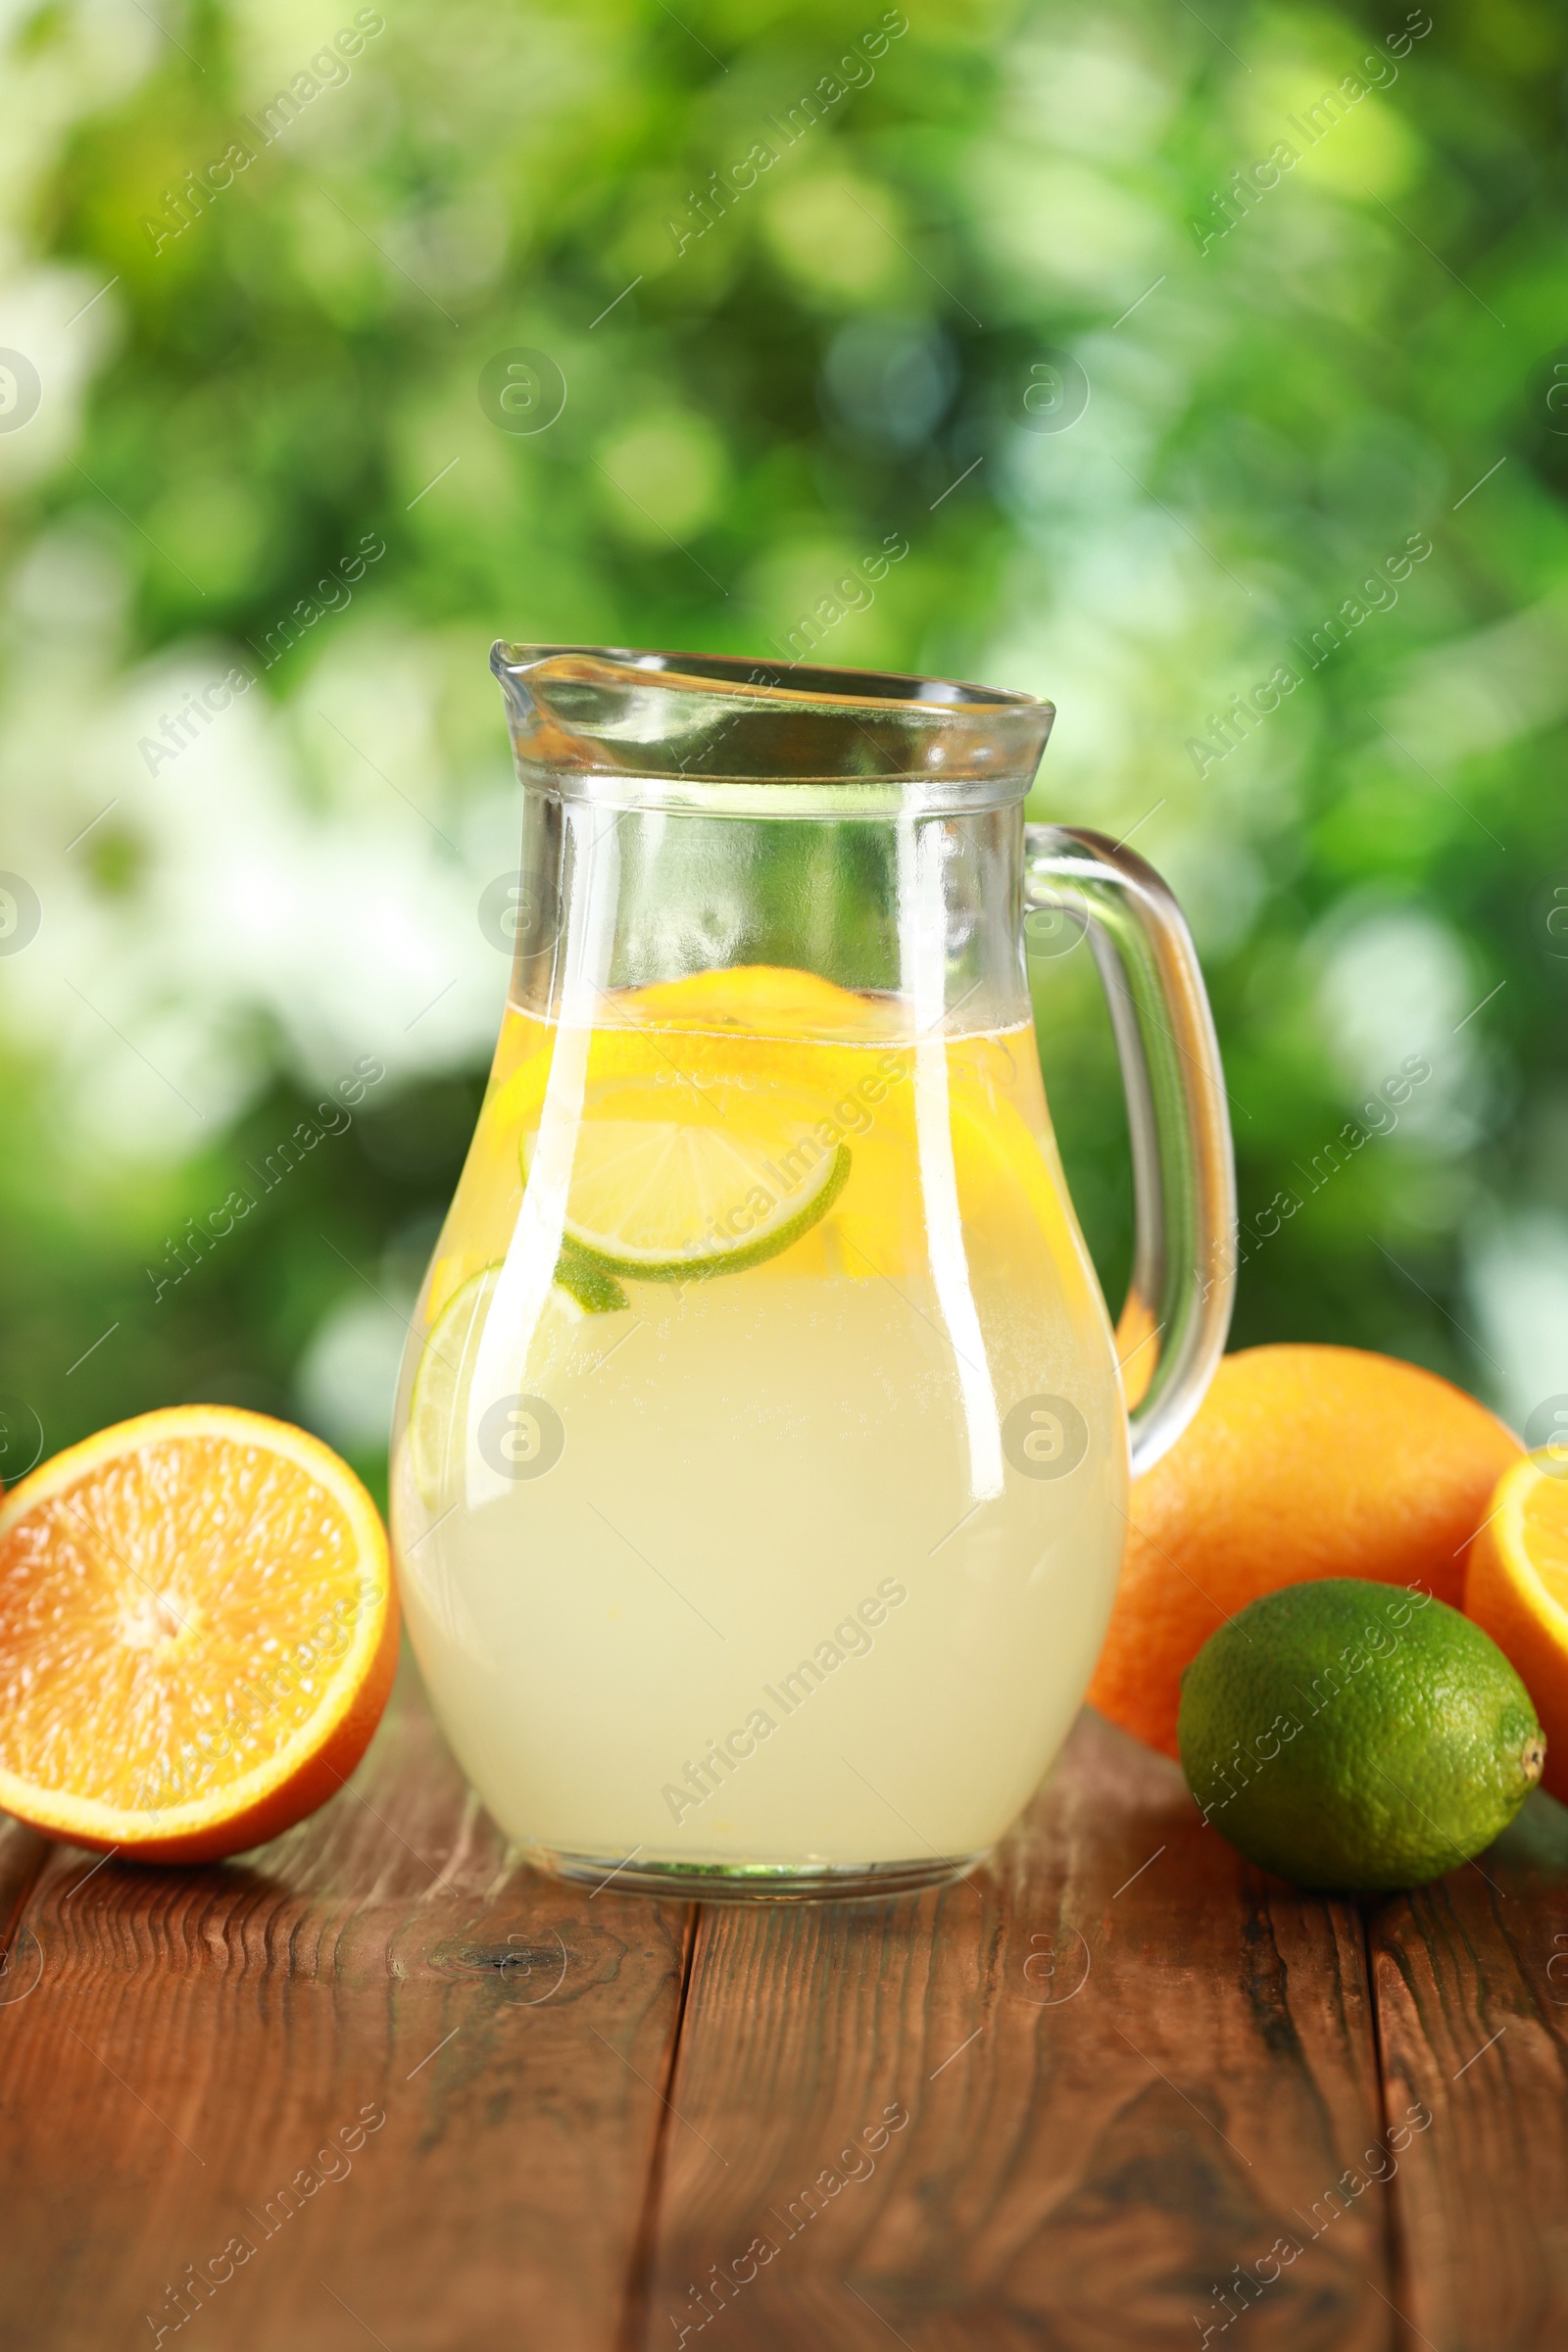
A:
2 1661 1563 2350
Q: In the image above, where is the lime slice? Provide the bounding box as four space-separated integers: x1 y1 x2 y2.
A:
409 1265 499 1506
554 1237 629 1314
407 1245 629 1500
523 1091 852 1283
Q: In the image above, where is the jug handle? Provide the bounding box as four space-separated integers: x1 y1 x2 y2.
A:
1022 824 1237 1479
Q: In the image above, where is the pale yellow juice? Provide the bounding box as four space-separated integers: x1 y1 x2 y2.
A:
389 967 1128 1878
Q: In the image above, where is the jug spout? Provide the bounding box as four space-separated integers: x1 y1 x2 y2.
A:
490 643 1054 810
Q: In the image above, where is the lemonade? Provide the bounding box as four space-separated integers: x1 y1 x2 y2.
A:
389 965 1129 1890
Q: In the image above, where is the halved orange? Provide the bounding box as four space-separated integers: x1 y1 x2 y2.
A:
1466 1451 1568 1802
0 1405 398 1862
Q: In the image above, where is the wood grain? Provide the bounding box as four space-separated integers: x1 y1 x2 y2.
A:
6 1661 1560 2348
637 1709 1395 2352
0 1657 693 2352
1370 1792 1568 2352
0 1814 48 2025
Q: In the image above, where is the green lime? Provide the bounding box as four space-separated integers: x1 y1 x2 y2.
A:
408 1243 636 1499
553 1237 629 1315
570 1141 850 1284
522 1100 851 1287
408 1265 499 1506
1177 1579 1545 1891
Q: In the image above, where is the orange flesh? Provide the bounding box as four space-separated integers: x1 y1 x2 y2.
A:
1521 1475 1568 1610
0 1436 374 1816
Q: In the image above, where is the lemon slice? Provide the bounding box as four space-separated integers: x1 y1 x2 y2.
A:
525 1087 852 1282
409 1264 498 1506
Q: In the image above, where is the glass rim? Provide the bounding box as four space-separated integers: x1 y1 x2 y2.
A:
490 642 1055 811
494 642 1049 714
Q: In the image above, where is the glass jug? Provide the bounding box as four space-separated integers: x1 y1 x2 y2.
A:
389 648 1235 1901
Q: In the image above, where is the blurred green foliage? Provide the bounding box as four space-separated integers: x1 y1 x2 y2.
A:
2 0 1567 1499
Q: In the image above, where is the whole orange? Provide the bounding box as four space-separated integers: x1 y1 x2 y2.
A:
1089 1344 1522 1759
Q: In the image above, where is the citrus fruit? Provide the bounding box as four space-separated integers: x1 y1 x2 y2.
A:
554 1234 631 1314
0 1406 397 1862
409 1263 498 1506
1465 1451 1568 1803
618 962 902 1041
1089 1344 1522 1759
523 1080 853 1283
1178 1580 1544 1890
